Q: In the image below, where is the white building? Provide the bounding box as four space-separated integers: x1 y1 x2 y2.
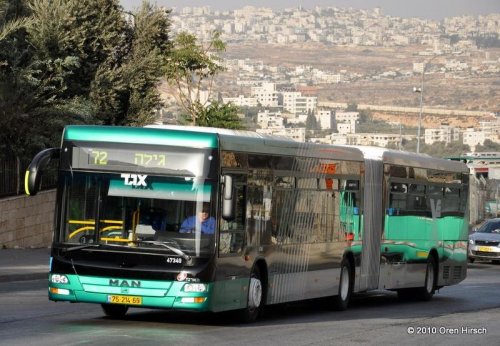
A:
337 122 356 135
251 82 279 107
256 110 284 129
282 91 317 115
424 124 460 145
326 133 349 145
346 133 402 147
318 110 335 130
222 95 258 108
463 128 486 149
286 114 308 126
335 111 360 123
256 127 306 142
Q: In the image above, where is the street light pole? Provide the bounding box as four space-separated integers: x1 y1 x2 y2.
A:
414 71 424 153
413 54 440 154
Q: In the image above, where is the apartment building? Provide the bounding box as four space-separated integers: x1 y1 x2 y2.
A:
424 124 460 145
256 127 306 142
251 82 279 107
222 95 258 107
256 110 284 129
337 122 356 135
463 128 487 149
282 91 317 115
345 133 402 147
335 112 360 123
317 110 335 130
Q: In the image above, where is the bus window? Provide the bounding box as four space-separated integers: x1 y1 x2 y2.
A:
389 182 407 212
408 184 427 212
61 172 215 256
442 187 461 216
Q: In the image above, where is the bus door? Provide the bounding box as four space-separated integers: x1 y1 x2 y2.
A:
213 173 247 311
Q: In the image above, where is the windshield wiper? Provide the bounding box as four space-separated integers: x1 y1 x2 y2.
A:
62 244 101 253
136 240 191 262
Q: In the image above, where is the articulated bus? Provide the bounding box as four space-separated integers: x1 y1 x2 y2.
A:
26 125 469 321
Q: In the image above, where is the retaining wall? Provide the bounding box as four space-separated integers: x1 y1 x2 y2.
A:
0 190 55 248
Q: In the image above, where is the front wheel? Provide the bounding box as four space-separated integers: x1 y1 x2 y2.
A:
330 259 353 311
238 267 264 323
101 304 128 318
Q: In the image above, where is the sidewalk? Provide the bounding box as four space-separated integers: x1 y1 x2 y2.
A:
0 248 50 282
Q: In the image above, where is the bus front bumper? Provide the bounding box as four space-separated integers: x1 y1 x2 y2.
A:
48 273 212 311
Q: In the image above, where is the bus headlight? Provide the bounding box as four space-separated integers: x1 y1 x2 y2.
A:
183 283 207 292
50 274 69 284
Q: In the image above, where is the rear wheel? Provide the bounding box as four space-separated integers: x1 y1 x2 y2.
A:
415 257 436 301
331 259 353 311
238 266 264 323
101 304 128 318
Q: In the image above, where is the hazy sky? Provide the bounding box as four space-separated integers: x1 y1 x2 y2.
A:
121 0 500 20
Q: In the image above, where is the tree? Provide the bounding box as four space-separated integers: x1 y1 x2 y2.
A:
163 31 227 126
193 101 243 129
346 103 358 112
0 0 29 41
306 112 319 131
476 139 500 152
0 0 172 160
89 1 172 125
0 0 65 159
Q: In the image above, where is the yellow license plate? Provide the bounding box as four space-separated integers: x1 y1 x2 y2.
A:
478 246 494 252
108 295 142 305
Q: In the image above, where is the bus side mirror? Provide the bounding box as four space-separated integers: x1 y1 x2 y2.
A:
222 175 235 220
25 148 60 196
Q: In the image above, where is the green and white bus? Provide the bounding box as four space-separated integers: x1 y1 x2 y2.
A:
26 125 469 321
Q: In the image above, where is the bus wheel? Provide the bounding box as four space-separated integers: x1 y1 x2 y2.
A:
239 267 263 323
331 259 353 311
415 257 436 301
101 304 128 318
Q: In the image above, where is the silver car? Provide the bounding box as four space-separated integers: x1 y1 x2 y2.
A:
469 218 500 263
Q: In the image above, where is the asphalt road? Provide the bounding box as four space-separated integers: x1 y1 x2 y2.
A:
0 262 499 346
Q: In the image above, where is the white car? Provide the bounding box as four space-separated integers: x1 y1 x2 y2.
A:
468 218 500 263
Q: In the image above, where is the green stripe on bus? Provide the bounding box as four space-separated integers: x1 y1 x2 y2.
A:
64 125 218 148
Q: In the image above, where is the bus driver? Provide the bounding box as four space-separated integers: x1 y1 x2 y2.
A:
179 203 215 234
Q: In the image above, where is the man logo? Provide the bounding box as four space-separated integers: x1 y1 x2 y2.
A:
109 279 141 288
121 174 147 187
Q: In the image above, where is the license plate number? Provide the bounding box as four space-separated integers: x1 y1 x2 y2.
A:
108 295 142 305
478 246 494 252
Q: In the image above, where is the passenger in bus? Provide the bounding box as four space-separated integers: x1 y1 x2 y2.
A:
179 203 215 234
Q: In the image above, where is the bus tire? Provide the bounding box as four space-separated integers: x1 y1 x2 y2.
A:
239 266 263 323
415 256 436 301
331 259 353 311
101 304 128 318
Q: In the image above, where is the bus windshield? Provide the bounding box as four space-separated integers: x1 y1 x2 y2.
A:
59 172 216 257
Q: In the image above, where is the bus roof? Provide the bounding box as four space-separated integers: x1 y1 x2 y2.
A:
147 125 366 161
352 146 469 173
63 125 468 172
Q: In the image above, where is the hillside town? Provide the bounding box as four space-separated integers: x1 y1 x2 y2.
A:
156 7 500 155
